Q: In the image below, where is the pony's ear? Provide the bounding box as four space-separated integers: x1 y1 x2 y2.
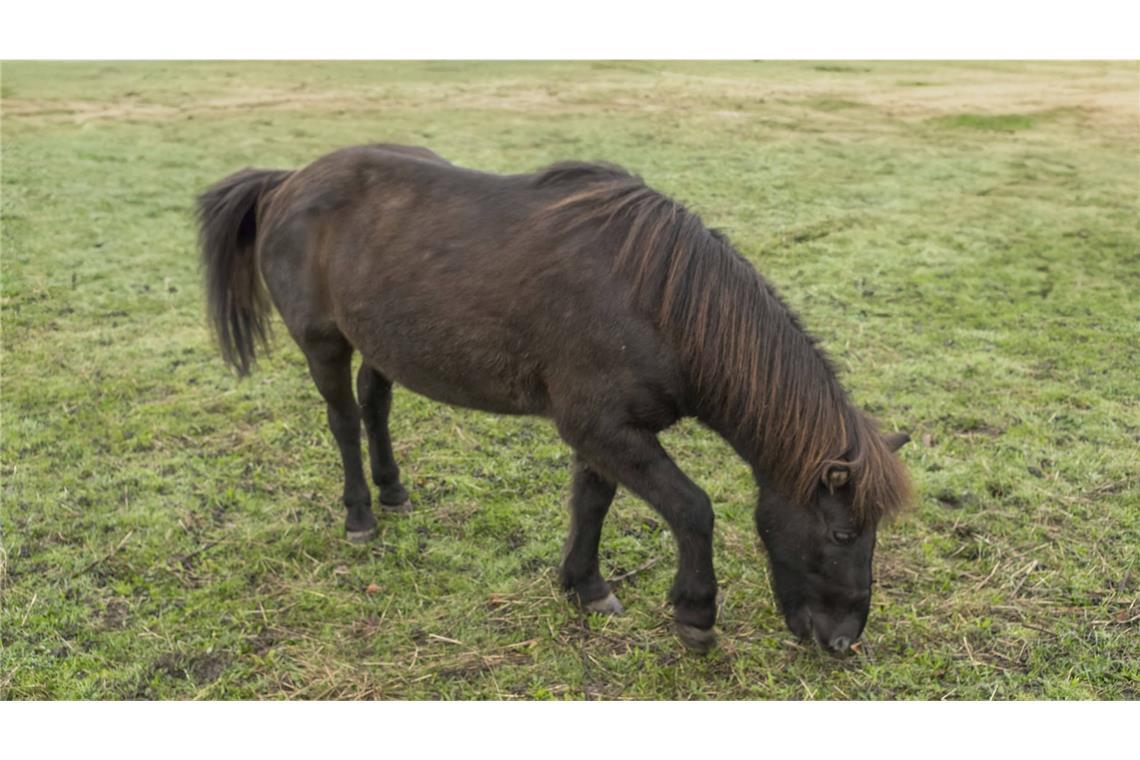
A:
822 466 850 491
883 432 911 452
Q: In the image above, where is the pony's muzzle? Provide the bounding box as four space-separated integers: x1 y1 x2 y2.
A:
811 613 863 654
787 607 862 654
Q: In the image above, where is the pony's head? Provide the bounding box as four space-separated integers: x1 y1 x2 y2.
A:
755 430 911 653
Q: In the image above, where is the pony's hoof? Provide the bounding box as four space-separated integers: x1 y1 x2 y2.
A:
674 623 717 654
381 499 413 514
346 527 378 544
584 592 624 616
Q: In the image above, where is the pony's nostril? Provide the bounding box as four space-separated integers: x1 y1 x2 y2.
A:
829 636 851 652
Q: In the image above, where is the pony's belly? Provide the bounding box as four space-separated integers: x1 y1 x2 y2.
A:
388 372 545 416
355 340 549 417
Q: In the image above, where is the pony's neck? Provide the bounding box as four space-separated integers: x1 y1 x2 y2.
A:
682 248 855 508
684 257 912 522
528 161 893 514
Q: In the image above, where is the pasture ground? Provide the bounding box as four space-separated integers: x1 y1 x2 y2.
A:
1 61 1137 699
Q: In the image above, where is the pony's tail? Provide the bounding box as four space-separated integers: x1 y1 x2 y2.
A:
196 168 291 376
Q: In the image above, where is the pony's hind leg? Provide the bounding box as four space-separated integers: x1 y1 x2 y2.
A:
301 333 376 542
560 456 623 615
357 365 412 512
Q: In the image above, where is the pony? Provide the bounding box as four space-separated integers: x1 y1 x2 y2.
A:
197 144 912 653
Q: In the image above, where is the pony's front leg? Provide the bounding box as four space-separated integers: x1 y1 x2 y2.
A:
560 455 623 614
559 422 718 653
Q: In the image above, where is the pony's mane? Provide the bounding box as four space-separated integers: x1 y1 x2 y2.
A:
534 161 911 521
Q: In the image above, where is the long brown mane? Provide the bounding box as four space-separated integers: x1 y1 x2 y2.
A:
535 162 911 521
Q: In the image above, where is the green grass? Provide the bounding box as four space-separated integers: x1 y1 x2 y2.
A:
930 113 1036 131
2 61 1137 700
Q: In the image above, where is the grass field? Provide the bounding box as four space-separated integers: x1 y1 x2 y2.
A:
1 61 1137 700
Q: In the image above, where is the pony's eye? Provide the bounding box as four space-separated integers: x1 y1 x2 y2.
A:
832 529 858 545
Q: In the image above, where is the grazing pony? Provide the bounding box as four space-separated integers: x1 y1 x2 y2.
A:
197 144 912 652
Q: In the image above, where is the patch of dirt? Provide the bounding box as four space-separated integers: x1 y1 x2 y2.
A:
149 653 187 681
98 598 130 630
189 653 229 686
140 650 230 693
935 490 979 509
246 629 282 655
349 615 382 639
519 556 547 575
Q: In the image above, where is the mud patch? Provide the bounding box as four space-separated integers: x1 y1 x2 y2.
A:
140 650 230 694
246 629 282 655
98 598 130 630
189 653 229 686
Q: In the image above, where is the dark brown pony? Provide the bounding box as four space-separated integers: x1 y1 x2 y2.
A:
197 144 912 653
